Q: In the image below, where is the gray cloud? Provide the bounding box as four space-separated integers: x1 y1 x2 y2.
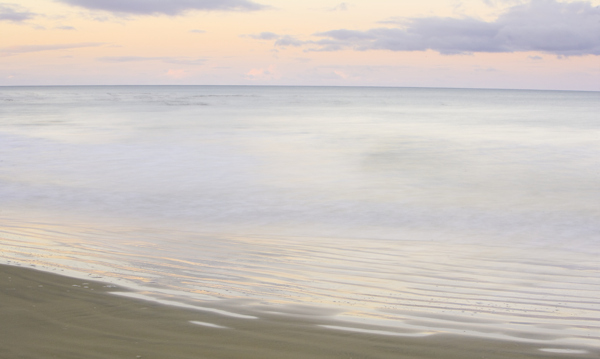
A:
189 29 206 33
57 0 266 16
0 43 104 56
328 2 349 11
56 25 76 30
274 35 304 47
0 3 36 22
98 56 161 62
312 0 600 56
246 32 305 48
164 58 206 65
98 56 206 65
247 32 279 40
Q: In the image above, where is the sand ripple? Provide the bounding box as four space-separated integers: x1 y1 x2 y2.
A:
1 221 598 348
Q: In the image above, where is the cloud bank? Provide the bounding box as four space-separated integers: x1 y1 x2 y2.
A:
57 0 266 16
245 32 304 48
0 43 104 56
98 56 206 65
328 2 349 12
0 3 36 22
247 32 279 40
251 0 598 56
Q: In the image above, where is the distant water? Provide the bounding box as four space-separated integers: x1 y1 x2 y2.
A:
1 86 599 348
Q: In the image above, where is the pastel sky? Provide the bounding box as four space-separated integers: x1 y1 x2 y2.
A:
1 0 599 90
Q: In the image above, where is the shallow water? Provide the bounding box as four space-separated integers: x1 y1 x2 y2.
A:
1 86 599 349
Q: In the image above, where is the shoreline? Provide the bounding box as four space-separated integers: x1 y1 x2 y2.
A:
1 263 597 359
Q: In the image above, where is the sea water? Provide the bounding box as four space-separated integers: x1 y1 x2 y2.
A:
1 86 599 348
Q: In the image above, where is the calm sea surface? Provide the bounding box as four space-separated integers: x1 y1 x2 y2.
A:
1 86 599 348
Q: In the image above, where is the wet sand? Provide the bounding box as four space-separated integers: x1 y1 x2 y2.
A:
1 264 596 359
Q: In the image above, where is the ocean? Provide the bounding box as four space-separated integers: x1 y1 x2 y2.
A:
1 86 599 349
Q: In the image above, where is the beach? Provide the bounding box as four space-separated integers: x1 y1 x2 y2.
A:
1 86 599 358
2 263 597 359
2 0 600 355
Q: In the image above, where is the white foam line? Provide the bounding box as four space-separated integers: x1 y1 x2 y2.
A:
319 325 434 337
539 348 588 354
110 292 257 319
190 321 228 329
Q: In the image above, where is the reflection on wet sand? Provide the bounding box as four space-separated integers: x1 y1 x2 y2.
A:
1 220 599 350
1 263 598 359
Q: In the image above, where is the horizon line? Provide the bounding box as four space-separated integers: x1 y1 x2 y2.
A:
0 84 597 93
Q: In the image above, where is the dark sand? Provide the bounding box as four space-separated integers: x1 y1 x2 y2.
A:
1 264 596 359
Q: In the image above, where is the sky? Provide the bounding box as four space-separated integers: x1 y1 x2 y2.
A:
0 0 599 90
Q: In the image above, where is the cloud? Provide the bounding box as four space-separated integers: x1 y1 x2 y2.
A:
164 58 206 65
274 35 304 47
474 66 499 72
311 0 600 56
245 65 279 80
56 25 76 30
165 69 187 78
332 69 349 79
245 32 305 48
189 29 206 33
529 55 543 60
247 32 279 40
0 43 104 56
97 56 206 65
328 2 349 11
98 56 162 62
482 0 524 8
0 3 36 22
56 0 266 16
